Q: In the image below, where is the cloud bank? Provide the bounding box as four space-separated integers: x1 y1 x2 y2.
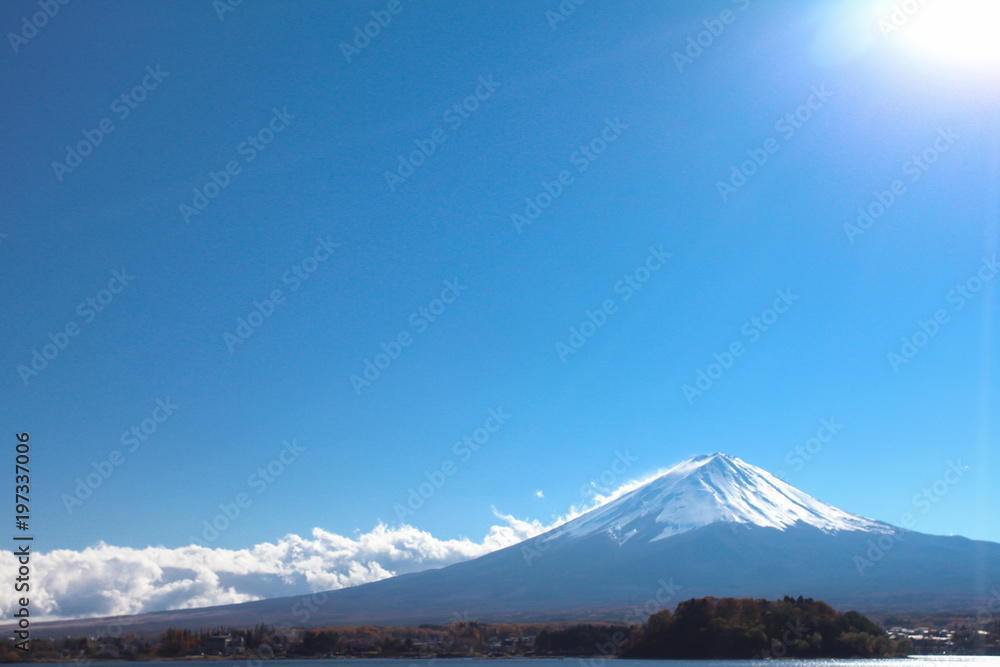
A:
2 511 551 621
7 468 667 621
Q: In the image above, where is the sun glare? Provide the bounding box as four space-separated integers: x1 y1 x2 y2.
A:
877 0 1000 67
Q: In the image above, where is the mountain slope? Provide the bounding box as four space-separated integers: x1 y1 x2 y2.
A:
24 453 1000 636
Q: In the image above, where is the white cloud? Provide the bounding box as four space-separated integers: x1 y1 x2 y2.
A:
3 472 666 622
0 510 548 622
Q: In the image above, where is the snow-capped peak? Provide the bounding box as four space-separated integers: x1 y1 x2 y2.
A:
554 452 889 544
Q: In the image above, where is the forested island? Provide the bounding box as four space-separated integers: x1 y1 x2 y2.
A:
617 595 910 659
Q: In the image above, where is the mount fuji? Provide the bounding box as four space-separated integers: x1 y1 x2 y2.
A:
27 453 1000 635
545 452 890 545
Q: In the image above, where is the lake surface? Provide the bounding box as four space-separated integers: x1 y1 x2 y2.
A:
75 658 1000 667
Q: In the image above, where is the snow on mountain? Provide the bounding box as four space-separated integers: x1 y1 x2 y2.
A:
550 452 891 544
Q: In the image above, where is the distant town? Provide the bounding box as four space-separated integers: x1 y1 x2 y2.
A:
886 624 999 654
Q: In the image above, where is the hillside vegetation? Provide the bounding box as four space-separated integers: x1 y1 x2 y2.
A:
620 595 911 659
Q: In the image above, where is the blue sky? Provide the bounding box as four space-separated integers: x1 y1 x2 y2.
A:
1 0 998 617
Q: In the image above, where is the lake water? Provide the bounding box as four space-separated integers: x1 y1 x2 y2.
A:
77 657 1000 667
